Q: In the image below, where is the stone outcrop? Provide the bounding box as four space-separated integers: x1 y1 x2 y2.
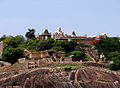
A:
0 41 3 58
0 67 120 88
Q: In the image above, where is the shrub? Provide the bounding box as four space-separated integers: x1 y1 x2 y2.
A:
51 46 65 51
108 53 120 71
0 62 4 67
109 63 120 71
10 81 19 86
63 67 72 72
66 51 85 61
84 55 93 61
2 47 24 64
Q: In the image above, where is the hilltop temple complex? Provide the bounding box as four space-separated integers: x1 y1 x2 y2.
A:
37 27 107 40
34 27 107 64
36 27 107 51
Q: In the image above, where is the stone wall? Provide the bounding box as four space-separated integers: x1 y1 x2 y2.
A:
64 57 72 62
56 51 65 58
30 52 41 59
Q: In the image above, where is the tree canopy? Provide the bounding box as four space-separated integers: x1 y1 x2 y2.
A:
2 47 24 64
1 35 25 64
66 51 85 61
93 37 120 70
20 39 79 53
3 35 25 48
25 29 35 40
95 37 120 60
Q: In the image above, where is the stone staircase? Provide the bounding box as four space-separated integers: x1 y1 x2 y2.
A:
85 49 98 62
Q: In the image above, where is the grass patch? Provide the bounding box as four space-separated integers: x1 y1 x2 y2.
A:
63 67 72 72
98 79 115 82
12 62 20 66
49 63 82 72
84 55 93 61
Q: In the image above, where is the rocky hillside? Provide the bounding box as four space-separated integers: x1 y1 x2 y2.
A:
0 66 120 88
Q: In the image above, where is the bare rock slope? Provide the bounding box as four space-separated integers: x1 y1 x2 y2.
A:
0 67 120 88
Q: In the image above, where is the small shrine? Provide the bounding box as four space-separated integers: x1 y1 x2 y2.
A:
36 29 51 40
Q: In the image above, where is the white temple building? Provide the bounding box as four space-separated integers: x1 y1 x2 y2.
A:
53 27 64 39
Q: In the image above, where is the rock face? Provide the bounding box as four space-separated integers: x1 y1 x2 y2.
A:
0 41 3 58
0 67 120 88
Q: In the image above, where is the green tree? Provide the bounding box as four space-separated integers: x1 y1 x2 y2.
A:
46 38 55 49
51 46 65 51
109 56 120 71
0 35 6 41
109 63 120 71
0 62 4 67
53 40 78 53
3 35 25 48
15 35 25 45
4 36 18 48
95 37 120 60
20 39 54 52
66 51 85 61
37 39 51 51
25 29 35 40
107 51 120 71
68 41 78 52
75 45 82 51
107 51 120 61
94 37 120 71
2 47 24 64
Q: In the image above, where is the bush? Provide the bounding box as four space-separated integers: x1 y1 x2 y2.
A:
95 37 120 60
10 81 19 86
108 53 120 71
2 47 24 64
84 55 93 61
0 62 4 67
75 45 82 51
3 35 25 48
66 51 85 61
51 46 65 51
109 63 120 71
63 67 72 72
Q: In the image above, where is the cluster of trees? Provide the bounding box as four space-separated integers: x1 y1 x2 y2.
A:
20 37 80 52
94 37 120 71
20 38 86 61
0 35 25 64
0 29 36 64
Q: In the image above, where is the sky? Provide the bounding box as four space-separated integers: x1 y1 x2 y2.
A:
0 0 120 37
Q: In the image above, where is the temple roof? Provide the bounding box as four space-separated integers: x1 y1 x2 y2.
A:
72 32 76 35
41 29 51 35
